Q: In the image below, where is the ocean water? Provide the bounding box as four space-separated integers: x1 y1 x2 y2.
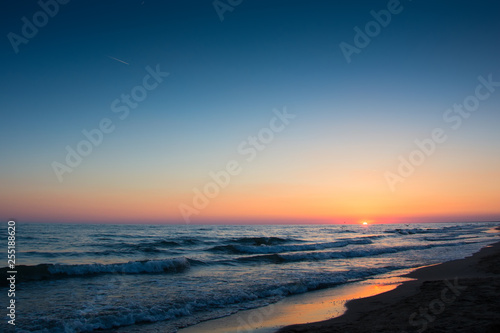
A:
2 222 498 332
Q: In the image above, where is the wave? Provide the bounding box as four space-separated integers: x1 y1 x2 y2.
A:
81 239 195 255
236 242 472 264
210 238 373 255
97 239 181 248
385 228 434 235
19 265 404 333
181 238 204 245
122 240 182 253
384 225 466 235
225 236 299 246
319 228 358 234
0 258 194 284
48 258 193 275
423 235 480 242
20 248 182 260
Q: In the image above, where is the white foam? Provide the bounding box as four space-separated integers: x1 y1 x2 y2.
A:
47 257 190 276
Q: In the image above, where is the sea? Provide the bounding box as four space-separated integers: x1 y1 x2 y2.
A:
2 222 498 332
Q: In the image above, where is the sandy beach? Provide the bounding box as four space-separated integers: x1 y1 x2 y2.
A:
277 238 500 333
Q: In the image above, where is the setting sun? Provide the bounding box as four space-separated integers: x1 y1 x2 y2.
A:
362 221 368 225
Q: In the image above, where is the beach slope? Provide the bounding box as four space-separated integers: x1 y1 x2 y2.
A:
278 241 500 333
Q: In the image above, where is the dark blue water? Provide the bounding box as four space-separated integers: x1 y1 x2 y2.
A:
2 222 498 332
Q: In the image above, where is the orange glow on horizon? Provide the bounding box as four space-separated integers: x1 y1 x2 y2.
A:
1 168 499 223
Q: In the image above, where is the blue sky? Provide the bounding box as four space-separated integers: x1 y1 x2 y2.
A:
1 0 499 223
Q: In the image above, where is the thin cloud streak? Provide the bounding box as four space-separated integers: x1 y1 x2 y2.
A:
107 55 130 65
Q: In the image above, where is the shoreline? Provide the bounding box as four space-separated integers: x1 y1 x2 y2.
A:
277 239 500 333
176 275 411 333
174 240 500 333
97 226 500 333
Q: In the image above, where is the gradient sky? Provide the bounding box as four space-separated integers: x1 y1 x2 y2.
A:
1 0 499 224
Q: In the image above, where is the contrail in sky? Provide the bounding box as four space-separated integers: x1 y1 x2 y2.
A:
107 56 130 65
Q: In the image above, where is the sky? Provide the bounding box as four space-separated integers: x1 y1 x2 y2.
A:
1 0 499 224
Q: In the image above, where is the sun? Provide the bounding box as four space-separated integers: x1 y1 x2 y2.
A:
362 221 368 225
